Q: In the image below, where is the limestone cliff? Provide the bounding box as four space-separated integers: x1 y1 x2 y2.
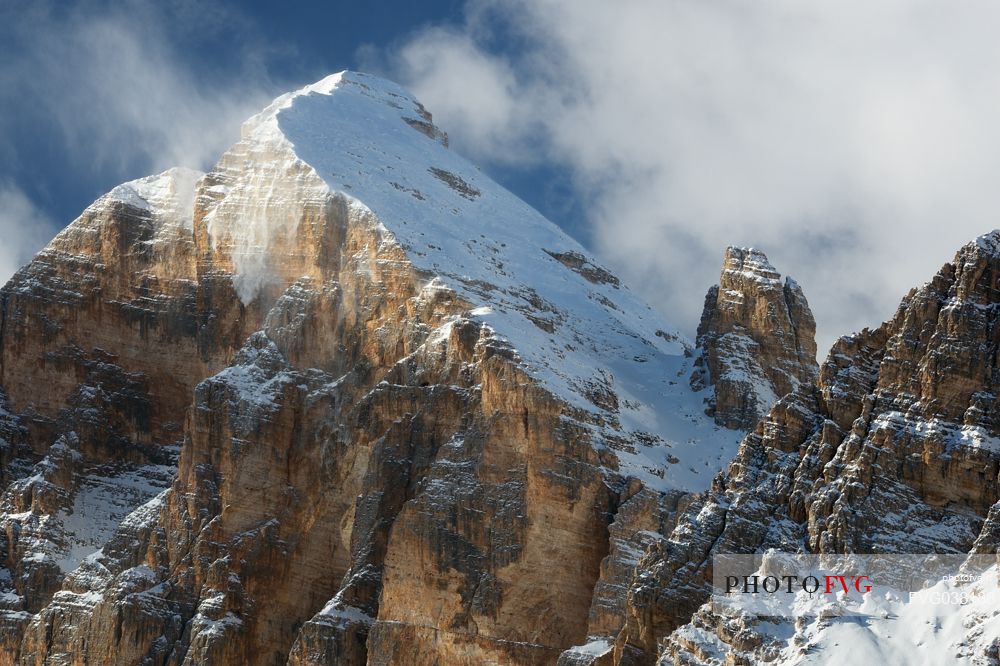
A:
0 167 228 447
0 167 243 650
690 247 818 430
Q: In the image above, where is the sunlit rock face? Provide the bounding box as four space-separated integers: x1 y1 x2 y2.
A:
0 168 231 648
0 72 755 665
0 167 209 449
690 247 819 431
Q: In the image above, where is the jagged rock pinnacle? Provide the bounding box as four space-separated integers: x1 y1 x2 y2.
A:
691 246 819 429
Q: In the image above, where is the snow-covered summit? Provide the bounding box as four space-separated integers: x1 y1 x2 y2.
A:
218 70 742 491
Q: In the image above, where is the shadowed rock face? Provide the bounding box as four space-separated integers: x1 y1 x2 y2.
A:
691 247 819 431
613 234 1000 665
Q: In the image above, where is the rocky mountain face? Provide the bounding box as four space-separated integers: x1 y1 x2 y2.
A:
0 167 237 659
0 72 819 666
690 247 818 430
611 234 1000 665
5 69 993 666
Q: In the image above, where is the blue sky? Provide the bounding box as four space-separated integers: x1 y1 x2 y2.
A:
6 1 1000 351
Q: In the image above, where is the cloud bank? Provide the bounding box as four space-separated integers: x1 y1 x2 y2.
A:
388 0 1000 352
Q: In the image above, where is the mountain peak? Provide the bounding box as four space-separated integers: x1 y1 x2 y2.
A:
241 70 447 148
692 246 818 429
197 71 740 491
0 69 760 663
973 229 1000 255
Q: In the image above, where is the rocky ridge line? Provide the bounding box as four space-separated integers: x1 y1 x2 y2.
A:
615 232 1000 665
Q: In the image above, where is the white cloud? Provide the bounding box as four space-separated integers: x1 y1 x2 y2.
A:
389 0 1000 353
0 186 56 285
395 29 531 163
